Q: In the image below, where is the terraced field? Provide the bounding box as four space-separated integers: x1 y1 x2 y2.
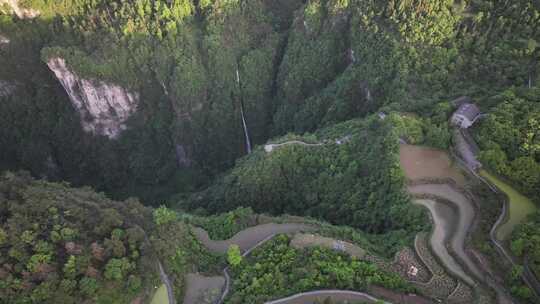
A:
399 144 512 303
409 184 484 284
413 232 458 299
412 198 473 286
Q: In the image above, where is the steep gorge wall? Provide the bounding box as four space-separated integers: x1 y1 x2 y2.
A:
47 57 139 139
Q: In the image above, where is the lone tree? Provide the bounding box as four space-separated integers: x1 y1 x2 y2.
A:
153 206 177 226
227 244 242 267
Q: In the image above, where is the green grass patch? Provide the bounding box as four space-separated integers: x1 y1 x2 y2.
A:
480 170 537 240
150 284 169 304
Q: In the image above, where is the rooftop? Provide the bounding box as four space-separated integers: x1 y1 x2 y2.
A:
456 103 480 121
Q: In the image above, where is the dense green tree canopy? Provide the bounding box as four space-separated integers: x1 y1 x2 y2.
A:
475 88 540 201
0 172 153 303
1 0 538 203
183 116 426 245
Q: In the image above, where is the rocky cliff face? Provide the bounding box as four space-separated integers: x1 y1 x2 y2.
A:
47 57 139 139
0 0 40 18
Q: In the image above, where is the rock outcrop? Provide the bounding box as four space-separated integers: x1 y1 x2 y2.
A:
175 144 192 167
0 34 9 45
0 0 40 19
0 80 16 97
47 57 139 139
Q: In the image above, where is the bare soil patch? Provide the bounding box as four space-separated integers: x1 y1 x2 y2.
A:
399 144 465 185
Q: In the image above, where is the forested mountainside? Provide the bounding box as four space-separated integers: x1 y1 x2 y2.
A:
1 1 540 303
182 115 428 253
0 172 155 303
474 88 540 202
0 0 538 203
0 172 414 304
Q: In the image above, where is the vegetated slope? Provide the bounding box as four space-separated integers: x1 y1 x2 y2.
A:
474 87 540 202
149 205 223 301
0 170 411 303
0 171 226 303
183 116 426 253
472 88 540 302
226 234 413 304
511 211 540 294
0 0 538 203
0 171 155 303
1 0 305 202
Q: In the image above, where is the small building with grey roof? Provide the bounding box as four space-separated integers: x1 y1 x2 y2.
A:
451 103 481 129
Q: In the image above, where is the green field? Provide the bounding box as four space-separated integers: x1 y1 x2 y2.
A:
480 170 537 240
150 285 169 304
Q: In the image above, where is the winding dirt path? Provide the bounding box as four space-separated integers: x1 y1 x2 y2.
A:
263 290 388 304
157 261 175 304
264 140 324 153
192 223 313 253
143 233 175 304
192 223 427 304
191 223 314 304
264 136 351 153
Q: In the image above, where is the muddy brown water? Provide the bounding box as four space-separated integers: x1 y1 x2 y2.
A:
409 184 484 285
400 145 517 303
399 144 466 185
413 198 474 286
183 273 225 304
368 285 432 304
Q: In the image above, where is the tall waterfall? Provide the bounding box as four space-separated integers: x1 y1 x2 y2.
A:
237 68 252 154
240 103 252 154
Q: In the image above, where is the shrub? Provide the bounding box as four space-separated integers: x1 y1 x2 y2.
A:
153 206 177 226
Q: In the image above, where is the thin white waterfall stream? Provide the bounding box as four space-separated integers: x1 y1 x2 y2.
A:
237 68 252 154
240 103 252 154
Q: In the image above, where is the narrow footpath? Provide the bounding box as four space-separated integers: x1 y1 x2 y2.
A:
157 261 176 304
454 129 540 298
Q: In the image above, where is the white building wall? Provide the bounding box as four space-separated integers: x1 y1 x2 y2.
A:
451 114 473 129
